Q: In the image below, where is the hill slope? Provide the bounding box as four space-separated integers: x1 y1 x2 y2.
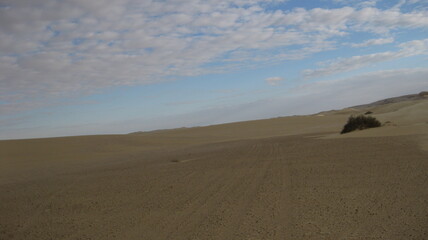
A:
0 92 427 240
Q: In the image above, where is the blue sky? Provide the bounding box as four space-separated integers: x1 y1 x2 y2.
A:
0 0 428 139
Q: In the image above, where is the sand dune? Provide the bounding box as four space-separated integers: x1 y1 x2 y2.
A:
1 95 427 239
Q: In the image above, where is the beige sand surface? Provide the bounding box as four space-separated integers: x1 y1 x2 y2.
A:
1 97 427 239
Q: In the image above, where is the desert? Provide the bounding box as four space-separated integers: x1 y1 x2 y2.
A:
2 1 428 239
1 93 427 239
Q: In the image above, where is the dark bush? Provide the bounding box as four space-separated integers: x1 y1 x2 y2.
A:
364 111 373 115
341 115 381 134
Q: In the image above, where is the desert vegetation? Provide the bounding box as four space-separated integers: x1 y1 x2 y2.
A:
341 115 381 134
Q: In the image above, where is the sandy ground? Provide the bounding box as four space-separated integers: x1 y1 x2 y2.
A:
1 98 427 239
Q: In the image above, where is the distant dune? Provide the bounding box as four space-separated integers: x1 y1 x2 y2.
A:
1 92 427 239
352 91 428 109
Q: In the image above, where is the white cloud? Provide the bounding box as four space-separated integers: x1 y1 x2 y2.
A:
407 0 428 4
1 0 428 114
304 38 428 78
350 7 428 33
333 0 379 8
350 37 394 47
265 77 284 85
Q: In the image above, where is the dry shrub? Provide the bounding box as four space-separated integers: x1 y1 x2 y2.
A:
341 115 381 134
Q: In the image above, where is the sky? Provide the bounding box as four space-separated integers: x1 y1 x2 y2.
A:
0 0 428 139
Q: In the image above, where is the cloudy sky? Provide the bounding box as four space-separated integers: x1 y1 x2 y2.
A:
1 0 428 139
